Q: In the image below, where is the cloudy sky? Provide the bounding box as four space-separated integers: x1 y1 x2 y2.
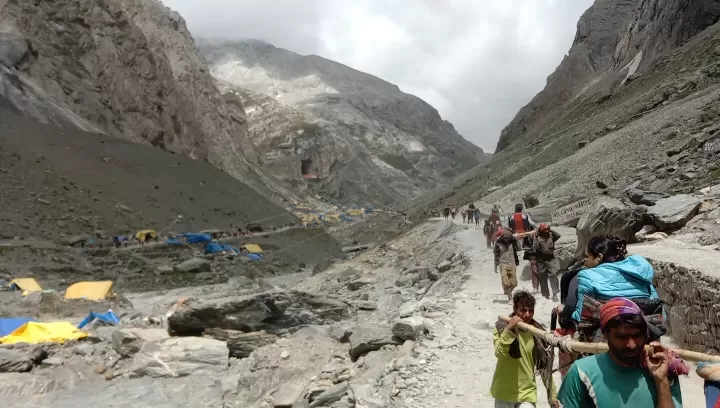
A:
162 0 593 152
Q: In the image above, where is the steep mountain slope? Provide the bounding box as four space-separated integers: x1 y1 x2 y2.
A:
199 40 487 205
410 0 720 217
0 0 282 198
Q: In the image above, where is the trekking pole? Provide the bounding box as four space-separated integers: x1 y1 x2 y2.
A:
498 315 720 363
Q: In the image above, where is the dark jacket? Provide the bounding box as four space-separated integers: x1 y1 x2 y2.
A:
531 229 561 261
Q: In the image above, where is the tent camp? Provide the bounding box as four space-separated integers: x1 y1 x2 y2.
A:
8 278 42 294
0 317 35 337
242 244 263 254
0 321 88 344
135 230 157 242
65 281 114 301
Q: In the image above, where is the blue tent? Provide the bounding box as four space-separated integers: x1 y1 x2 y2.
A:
246 253 263 262
165 237 183 246
0 317 35 336
204 242 224 254
221 244 240 254
183 233 212 244
77 310 120 329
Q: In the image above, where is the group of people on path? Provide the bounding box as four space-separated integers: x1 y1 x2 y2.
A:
488 201 720 407
493 203 560 303
442 202 481 226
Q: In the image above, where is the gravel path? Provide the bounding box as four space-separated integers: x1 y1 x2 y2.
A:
400 219 706 408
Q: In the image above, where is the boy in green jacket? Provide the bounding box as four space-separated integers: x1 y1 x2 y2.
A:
491 291 559 408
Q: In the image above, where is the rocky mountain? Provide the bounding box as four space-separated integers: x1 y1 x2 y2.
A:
199 39 487 205
497 0 720 152
409 0 720 218
0 0 292 200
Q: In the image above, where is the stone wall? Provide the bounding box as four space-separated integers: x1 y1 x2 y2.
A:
648 258 720 354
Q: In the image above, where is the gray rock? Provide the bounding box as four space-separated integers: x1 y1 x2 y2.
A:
391 316 426 341
348 324 396 360
347 277 374 291
327 322 354 343
309 382 349 408
272 381 307 407
111 329 144 357
398 302 417 318
0 348 45 373
156 265 174 274
167 290 351 335
437 260 452 273
129 337 228 378
355 301 377 311
204 328 277 358
574 197 645 258
376 293 403 313
72 342 95 356
626 189 670 206
647 194 702 230
174 257 211 273
3 377 225 408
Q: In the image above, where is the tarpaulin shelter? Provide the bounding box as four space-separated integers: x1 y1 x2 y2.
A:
8 278 42 294
0 321 88 344
65 281 113 301
183 233 212 244
77 310 120 329
246 253 263 262
166 237 183 246
242 244 263 253
204 242 224 254
0 317 35 337
135 230 157 242
347 209 364 216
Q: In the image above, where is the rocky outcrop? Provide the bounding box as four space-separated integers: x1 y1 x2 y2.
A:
200 40 486 205
166 290 352 335
574 197 645 257
129 337 229 378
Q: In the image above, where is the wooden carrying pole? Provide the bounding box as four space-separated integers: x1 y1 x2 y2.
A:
498 315 720 363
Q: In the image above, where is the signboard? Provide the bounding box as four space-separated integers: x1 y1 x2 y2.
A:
551 197 595 225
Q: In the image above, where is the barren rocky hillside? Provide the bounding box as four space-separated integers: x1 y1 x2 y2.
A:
411 0 720 217
199 39 488 205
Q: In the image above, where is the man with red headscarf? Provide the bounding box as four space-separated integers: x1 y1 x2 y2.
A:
558 298 686 408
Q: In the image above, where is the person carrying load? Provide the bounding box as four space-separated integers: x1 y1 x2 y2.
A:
553 235 670 378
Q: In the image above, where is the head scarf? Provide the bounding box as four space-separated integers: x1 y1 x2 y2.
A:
599 298 642 331
600 298 690 377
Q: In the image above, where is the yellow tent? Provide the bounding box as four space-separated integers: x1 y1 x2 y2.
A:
135 230 157 241
347 209 363 216
9 278 42 294
242 244 263 254
65 281 114 301
0 321 88 344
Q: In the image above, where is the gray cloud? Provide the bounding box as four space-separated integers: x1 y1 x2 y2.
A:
162 0 593 152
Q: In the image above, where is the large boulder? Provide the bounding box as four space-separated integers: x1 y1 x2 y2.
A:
174 258 211 273
647 194 702 230
391 316 426 341
167 290 351 335
348 324 396 361
0 347 46 373
129 337 228 378
204 328 278 358
574 197 645 258
3 377 225 408
626 189 670 206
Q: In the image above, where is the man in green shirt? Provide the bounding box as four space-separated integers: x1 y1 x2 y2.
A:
491 290 558 408
558 297 683 407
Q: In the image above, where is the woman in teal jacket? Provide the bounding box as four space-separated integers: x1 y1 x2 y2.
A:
571 235 660 322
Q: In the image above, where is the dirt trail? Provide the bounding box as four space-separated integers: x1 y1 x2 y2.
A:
404 218 705 408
